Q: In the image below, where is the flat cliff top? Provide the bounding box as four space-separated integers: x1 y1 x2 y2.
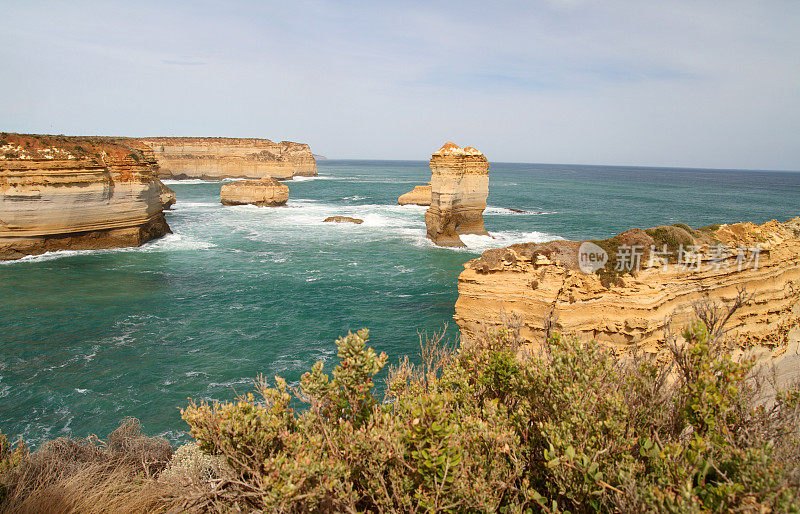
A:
137 137 310 147
468 218 800 276
1 133 152 163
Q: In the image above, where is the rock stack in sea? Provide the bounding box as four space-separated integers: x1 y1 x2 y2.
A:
220 178 289 207
425 142 490 246
0 133 171 260
455 218 800 352
398 185 431 206
138 137 317 180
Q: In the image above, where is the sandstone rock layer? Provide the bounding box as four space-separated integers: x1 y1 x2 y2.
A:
455 219 800 352
157 180 176 210
0 133 170 260
138 137 316 180
398 185 431 206
425 142 489 247
220 178 289 207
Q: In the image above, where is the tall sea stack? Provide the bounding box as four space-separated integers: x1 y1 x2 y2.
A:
425 142 490 247
0 133 170 260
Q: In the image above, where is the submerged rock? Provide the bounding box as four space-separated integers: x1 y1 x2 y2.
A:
398 185 431 206
220 178 289 207
425 142 490 247
0 133 171 260
323 216 363 224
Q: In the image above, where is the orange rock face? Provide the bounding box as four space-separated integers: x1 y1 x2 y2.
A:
425 142 490 246
455 219 800 353
0 133 171 260
398 185 431 206
220 178 289 207
138 137 317 180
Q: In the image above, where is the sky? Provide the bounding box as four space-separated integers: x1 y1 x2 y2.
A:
1 0 798 170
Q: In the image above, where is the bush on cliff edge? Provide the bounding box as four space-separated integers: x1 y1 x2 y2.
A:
179 324 800 512
2 322 798 512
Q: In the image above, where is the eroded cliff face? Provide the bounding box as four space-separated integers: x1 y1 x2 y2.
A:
0 133 170 260
138 137 317 180
425 142 490 246
455 219 800 353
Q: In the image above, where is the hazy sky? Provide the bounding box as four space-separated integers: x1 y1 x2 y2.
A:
1 1 798 169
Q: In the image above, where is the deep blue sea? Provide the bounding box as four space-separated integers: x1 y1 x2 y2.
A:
2 160 799 446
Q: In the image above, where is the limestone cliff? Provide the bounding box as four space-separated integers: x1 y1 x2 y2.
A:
398 185 431 206
157 180 176 210
455 219 800 352
425 142 490 247
0 133 170 260
138 137 317 180
220 178 289 207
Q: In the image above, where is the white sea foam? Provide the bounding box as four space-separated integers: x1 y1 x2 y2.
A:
460 231 562 253
0 233 216 265
207 377 253 390
174 201 220 210
145 233 217 251
290 175 336 182
161 179 220 185
484 206 555 216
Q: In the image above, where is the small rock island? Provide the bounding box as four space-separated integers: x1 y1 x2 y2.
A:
397 185 431 206
323 216 364 224
220 178 289 207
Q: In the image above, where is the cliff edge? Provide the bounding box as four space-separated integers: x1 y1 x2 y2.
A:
0 133 170 260
138 137 317 180
455 218 800 352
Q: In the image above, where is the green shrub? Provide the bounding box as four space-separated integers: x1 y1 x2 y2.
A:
180 322 800 512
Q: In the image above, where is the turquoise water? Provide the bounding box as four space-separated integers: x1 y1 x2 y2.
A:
2 160 799 446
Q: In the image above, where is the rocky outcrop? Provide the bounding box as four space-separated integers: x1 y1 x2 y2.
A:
455 219 800 353
0 133 170 260
398 185 431 206
220 178 289 207
157 180 176 210
138 137 317 180
323 216 363 224
425 142 490 247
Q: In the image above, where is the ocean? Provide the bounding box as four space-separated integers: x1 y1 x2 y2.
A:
1 160 799 446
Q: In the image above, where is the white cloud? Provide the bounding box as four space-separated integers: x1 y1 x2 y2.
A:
0 0 798 170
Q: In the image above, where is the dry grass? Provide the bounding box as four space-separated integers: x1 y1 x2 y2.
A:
0 418 179 514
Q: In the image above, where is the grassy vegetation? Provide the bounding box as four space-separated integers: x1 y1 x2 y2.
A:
1 322 798 512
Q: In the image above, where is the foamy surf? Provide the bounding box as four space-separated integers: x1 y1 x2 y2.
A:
484 206 555 216
161 179 221 185
290 175 336 182
0 233 216 264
